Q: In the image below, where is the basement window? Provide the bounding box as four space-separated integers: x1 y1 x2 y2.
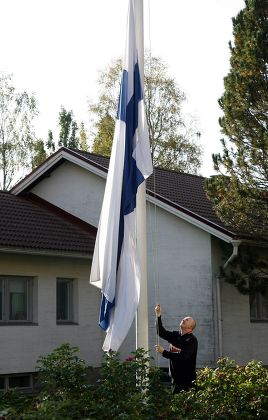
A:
9 375 31 389
0 374 33 391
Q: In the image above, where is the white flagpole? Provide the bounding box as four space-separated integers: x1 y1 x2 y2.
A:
134 0 149 352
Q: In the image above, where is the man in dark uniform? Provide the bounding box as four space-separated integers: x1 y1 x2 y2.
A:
155 304 198 394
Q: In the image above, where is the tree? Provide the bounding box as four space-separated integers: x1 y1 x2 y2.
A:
0 73 38 190
92 113 115 156
31 139 47 169
219 244 268 295
79 122 89 151
205 0 268 235
46 129 55 153
90 55 202 174
58 107 79 148
57 107 89 151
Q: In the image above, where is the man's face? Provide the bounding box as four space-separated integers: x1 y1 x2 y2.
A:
180 316 194 333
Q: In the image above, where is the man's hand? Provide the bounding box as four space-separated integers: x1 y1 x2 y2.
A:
155 345 164 354
155 304 161 317
170 344 181 353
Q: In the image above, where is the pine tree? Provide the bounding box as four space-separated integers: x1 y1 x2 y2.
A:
206 0 268 235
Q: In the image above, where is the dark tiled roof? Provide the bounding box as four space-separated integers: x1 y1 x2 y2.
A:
70 149 230 233
69 149 110 172
0 191 95 255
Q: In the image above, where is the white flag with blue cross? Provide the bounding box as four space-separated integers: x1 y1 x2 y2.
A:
90 0 152 352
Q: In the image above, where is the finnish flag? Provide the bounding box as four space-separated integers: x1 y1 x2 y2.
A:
90 0 153 351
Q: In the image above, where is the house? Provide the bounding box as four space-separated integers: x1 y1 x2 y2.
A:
0 147 267 390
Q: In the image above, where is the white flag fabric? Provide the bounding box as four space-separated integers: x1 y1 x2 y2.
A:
90 0 153 352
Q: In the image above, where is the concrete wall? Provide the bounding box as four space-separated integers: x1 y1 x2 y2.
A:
147 204 215 368
221 279 268 365
31 161 105 227
0 252 134 374
30 161 217 368
210 240 268 365
13 160 268 370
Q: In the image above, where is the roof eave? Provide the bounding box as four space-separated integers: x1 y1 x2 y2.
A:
0 246 92 259
147 193 238 243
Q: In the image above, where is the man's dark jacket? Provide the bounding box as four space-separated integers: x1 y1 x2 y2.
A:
156 316 198 391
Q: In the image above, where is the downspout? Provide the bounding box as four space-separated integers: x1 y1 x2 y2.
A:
216 240 241 359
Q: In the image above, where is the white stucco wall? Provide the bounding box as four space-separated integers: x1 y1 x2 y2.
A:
0 253 134 374
147 204 215 368
30 161 216 368
210 240 268 365
31 161 105 227
221 280 268 365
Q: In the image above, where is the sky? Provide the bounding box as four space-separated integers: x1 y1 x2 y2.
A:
1 0 245 177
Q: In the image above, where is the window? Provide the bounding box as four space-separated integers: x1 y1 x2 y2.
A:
9 375 31 389
0 374 33 391
250 280 268 321
0 278 2 321
0 276 33 322
57 278 73 322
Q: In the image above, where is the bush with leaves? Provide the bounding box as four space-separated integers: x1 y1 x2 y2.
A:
92 348 171 420
2 345 268 419
0 344 170 419
0 389 32 419
19 343 94 419
171 357 268 419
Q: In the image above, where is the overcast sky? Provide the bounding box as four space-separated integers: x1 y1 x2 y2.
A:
1 0 245 176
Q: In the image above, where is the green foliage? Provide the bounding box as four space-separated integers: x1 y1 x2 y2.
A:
218 244 268 295
56 107 88 152
92 349 170 419
171 357 268 419
58 107 79 149
0 389 32 419
205 0 268 235
90 55 202 174
92 113 115 156
0 72 38 190
36 343 88 395
24 343 94 419
2 344 268 419
31 139 47 169
46 130 55 153
79 122 88 151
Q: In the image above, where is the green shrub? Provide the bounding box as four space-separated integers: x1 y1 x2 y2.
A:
2 346 268 419
0 389 32 419
92 348 171 419
28 343 94 419
171 357 268 419
36 343 88 396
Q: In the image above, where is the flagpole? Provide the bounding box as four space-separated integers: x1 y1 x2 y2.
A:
134 0 149 352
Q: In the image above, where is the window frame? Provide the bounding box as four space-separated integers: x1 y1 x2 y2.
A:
56 277 74 324
249 279 268 322
0 276 33 324
0 374 33 391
